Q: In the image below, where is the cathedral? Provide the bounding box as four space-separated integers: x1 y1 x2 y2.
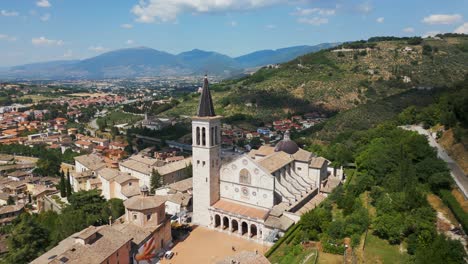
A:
191 76 342 244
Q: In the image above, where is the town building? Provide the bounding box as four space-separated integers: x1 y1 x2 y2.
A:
32 186 172 264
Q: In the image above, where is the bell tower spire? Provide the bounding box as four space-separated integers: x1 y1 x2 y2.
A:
197 75 216 117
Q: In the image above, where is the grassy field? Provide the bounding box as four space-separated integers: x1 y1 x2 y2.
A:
21 94 59 103
317 252 342 264
452 189 468 213
363 234 409 264
97 111 143 127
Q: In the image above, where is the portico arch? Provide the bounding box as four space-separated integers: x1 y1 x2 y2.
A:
223 216 229 230
214 214 221 228
250 224 257 238
231 219 239 233
241 221 248 236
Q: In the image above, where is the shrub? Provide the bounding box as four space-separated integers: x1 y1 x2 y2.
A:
439 190 468 233
322 240 346 255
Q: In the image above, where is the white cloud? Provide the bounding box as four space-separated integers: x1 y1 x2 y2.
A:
230 21 237 27
131 0 284 23
37 0 51 8
454 22 468 34
63 50 73 58
0 34 16 42
297 17 328 26
121 23 133 29
40 13 50 21
1 10 19 17
423 31 441 38
293 7 335 16
126 40 134 45
403 27 415 33
376 17 384 23
89 46 107 52
422 14 463 25
357 1 372 13
266 24 276 29
32 36 64 46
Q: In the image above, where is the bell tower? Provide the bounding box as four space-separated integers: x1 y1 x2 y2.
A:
192 75 221 226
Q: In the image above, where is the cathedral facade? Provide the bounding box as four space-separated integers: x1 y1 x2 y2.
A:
192 77 342 244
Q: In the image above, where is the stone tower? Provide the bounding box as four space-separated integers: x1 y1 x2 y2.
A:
192 76 221 227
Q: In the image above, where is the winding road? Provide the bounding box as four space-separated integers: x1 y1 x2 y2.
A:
400 125 468 199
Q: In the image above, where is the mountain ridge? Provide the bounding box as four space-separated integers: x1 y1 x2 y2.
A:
0 43 339 79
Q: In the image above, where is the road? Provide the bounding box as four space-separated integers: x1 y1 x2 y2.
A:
400 125 468 199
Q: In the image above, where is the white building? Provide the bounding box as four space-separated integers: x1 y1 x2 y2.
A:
191 76 342 244
71 154 106 192
97 168 140 200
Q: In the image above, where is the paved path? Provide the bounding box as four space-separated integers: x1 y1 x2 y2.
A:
400 125 468 198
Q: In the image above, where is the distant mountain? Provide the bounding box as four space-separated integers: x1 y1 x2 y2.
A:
0 43 337 79
176 49 241 75
67 47 189 78
234 43 340 68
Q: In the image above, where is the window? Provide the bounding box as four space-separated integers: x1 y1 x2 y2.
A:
211 127 214 146
133 214 137 220
129 182 132 186
239 169 251 185
202 127 206 146
298 167 302 171
147 214 151 221
196 127 200 145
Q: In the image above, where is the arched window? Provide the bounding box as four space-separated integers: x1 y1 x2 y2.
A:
202 127 206 146
211 127 214 146
239 169 251 185
196 127 200 145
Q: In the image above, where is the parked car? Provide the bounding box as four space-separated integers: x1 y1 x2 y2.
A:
165 251 174 259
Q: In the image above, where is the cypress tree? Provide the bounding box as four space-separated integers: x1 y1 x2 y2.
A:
59 170 66 198
66 169 72 197
150 168 162 194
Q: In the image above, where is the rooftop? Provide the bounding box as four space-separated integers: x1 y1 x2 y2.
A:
123 195 167 211
258 151 293 173
31 225 131 264
167 178 193 193
212 199 269 220
74 154 106 171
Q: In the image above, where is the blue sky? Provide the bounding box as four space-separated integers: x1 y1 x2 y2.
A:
0 0 467 66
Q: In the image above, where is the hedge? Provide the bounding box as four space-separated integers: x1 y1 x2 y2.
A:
439 189 468 233
264 223 302 258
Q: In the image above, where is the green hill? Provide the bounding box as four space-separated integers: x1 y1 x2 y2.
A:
165 35 468 122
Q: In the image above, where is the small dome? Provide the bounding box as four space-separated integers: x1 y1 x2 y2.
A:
275 131 299 155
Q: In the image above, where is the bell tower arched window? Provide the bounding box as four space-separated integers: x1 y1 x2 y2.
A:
196 127 200 145
202 127 206 146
